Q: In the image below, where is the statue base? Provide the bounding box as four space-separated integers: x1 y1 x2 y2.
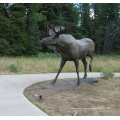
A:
44 78 98 89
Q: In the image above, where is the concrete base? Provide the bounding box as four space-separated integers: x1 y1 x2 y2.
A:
44 78 99 89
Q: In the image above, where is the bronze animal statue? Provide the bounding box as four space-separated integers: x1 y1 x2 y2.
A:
41 24 95 85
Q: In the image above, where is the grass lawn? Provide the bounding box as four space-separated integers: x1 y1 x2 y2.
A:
0 54 120 74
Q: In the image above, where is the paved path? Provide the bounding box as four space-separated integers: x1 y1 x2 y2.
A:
0 72 120 116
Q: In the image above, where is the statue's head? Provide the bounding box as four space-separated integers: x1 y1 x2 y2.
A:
41 24 65 46
41 34 57 46
41 23 77 49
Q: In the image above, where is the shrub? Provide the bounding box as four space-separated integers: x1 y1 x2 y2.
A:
100 68 115 79
9 64 18 73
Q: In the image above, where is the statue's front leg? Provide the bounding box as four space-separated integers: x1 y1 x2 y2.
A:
54 50 60 57
50 59 66 85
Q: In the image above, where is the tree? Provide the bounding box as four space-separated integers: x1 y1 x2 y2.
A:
0 4 11 55
102 21 120 54
9 3 28 55
27 3 46 55
91 3 120 54
0 3 29 56
78 3 93 38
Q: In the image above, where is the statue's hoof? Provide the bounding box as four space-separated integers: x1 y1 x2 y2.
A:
50 82 55 85
77 82 80 86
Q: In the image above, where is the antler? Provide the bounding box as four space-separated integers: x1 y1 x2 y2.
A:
41 24 51 38
51 22 77 37
42 22 77 38
51 23 56 34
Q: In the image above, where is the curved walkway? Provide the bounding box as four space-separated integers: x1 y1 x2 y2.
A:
0 72 120 116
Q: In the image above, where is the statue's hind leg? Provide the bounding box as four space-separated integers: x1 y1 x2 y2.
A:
50 59 66 85
89 55 93 72
74 59 80 85
82 58 87 78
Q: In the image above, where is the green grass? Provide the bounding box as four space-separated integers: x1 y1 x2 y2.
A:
0 53 120 74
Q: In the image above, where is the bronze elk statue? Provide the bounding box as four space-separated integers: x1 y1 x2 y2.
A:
41 24 95 85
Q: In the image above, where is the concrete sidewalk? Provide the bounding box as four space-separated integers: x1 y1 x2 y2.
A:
0 72 120 116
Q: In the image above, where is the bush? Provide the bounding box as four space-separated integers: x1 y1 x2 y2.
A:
9 64 18 73
100 68 115 79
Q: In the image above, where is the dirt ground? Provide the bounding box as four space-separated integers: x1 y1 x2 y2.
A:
24 77 120 116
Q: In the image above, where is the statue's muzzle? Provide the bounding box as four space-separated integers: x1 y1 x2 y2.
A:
41 39 45 46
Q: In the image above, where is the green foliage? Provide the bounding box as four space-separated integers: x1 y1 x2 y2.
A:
79 3 93 38
100 68 115 79
91 3 120 54
9 64 18 73
0 3 28 56
9 4 28 56
0 38 10 55
27 3 45 55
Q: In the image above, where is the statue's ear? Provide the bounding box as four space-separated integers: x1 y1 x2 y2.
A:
47 45 56 50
